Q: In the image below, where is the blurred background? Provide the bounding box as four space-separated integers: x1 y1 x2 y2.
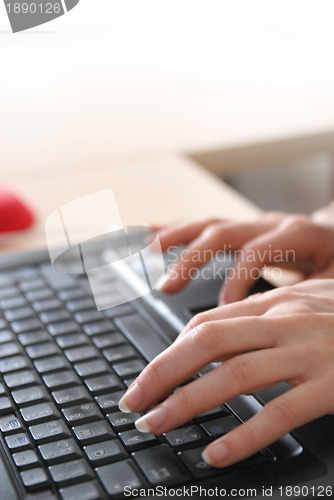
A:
1 0 334 214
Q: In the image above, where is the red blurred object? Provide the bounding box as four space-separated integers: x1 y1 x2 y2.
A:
0 185 35 233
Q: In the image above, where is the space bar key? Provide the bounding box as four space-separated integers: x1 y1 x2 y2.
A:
114 314 169 362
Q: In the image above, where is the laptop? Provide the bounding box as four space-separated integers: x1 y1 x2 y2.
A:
0 232 333 500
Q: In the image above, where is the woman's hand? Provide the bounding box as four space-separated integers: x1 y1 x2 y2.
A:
154 213 334 304
119 279 334 467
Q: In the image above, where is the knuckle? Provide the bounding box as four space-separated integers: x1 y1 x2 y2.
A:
223 355 256 387
265 397 297 427
239 422 258 450
173 386 194 410
280 214 309 232
190 321 220 350
187 311 211 331
143 357 164 388
202 221 225 238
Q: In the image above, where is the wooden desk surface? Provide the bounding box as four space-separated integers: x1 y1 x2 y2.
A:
1 156 261 253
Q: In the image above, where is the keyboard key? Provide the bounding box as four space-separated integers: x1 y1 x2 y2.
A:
107 411 141 432
43 371 80 390
92 332 127 349
20 467 50 490
66 299 96 312
104 304 134 317
18 330 50 346
84 439 127 465
178 446 220 479
96 460 145 497
19 279 45 292
0 396 14 413
12 449 40 469
0 286 19 299
11 318 42 333
32 299 62 313
58 289 86 301
133 444 191 486
194 406 230 423
20 402 60 424
113 359 146 378
5 432 32 451
4 370 40 389
84 374 123 395
0 414 23 433
0 382 6 395
40 311 71 324
0 330 13 344
95 391 125 414
5 307 34 322
34 356 68 374
12 386 50 406
39 438 81 464
29 420 71 444
64 346 100 363
0 296 26 309
115 315 168 362
0 342 20 358
55 333 88 349
59 480 105 500
72 420 115 445
52 387 91 407
0 355 28 373
200 415 240 438
102 345 138 364
25 288 53 302
74 359 111 378
119 428 156 452
49 459 94 487
74 311 103 324
47 321 79 336
26 343 59 359
164 425 207 451
62 402 103 425
39 265 78 291
82 321 115 336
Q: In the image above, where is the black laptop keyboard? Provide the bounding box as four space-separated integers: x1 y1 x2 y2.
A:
0 264 274 499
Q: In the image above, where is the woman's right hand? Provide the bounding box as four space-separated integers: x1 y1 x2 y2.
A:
154 212 334 304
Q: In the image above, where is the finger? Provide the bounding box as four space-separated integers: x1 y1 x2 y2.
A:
202 379 330 467
118 316 280 413
133 347 298 434
157 219 221 251
221 223 316 304
158 220 279 293
177 294 270 341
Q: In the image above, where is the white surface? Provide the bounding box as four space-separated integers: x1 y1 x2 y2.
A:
1 1 334 173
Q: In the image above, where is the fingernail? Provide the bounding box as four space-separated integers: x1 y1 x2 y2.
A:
118 383 143 413
202 442 229 466
135 406 167 433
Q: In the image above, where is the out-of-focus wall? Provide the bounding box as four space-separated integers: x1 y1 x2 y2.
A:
1 0 334 176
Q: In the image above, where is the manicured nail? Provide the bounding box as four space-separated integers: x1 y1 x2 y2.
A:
202 442 229 466
118 383 143 413
135 406 167 433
